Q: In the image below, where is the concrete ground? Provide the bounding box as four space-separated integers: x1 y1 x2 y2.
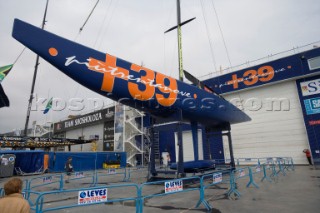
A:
0 165 319 213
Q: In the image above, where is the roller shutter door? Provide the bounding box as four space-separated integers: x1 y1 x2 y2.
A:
223 80 309 164
175 129 203 161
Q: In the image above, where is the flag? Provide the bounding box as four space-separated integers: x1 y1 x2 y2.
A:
43 97 53 114
0 64 13 108
0 85 9 108
0 64 13 83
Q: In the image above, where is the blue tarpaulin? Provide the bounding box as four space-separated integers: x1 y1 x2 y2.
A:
48 152 126 172
0 150 126 174
0 150 44 174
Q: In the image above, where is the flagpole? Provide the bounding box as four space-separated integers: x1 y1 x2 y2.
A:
23 0 50 136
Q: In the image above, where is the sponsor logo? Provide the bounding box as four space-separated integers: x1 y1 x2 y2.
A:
220 65 289 89
213 173 222 184
238 169 246 178
48 47 194 106
43 176 53 183
300 79 320 96
164 180 183 193
78 188 107 205
304 97 320 115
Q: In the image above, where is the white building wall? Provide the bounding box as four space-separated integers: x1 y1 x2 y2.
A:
223 80 309 164
65 123 104 152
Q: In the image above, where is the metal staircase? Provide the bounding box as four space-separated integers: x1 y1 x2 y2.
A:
122 107 161 167
123 106 144 166
153 131 161 165
143 128 160 166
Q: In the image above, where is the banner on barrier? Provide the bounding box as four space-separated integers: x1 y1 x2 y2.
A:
78 188 107 205
75 172 84 178
107 168 116 174
165 180 183 193
238 169 245 178
213 173 222 184
43 176 53 183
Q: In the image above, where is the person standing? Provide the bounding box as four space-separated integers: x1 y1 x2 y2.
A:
0 177 30 213
65 157 73 183
303 149 313 165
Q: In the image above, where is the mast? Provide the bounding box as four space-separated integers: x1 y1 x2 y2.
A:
176 0 183 81
176 0 184 177
23 0 50 136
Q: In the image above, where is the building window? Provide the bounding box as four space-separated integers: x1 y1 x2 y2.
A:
308 56 320 70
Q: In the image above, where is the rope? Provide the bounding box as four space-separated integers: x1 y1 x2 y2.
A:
200 0 218 73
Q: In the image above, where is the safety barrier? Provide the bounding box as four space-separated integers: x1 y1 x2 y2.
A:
261 164 273 182
275 158 287 176
313 158 320 169
94 167 127 185
285 157 295 171
199 169 233 209
26 174 63 200
32 183 140 213
125 166 149 182
212 159 231 170
229 166 261 198
236 158 261 166
0 179 29 197
1 157 296 212
28 174 63 192
68 170 96 187
138 176 206 212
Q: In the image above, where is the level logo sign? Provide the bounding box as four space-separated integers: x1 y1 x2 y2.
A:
164 180 183 193
75 172 84 178
238 169 246 178
107 168 116 174
78 188 107 205
43 176 53 183
212 173 222 184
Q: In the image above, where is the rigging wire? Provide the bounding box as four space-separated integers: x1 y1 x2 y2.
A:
12 23 43 65
79 0 100 33
71 0 118 111
12 47 26 65
200 0 242 108
210 0 232 69
72 0 112 105
93 0 114 48
199 39 320 80
200 0 218 73
96 0 119 49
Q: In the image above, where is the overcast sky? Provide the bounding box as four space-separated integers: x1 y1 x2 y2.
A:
0 0 320 134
